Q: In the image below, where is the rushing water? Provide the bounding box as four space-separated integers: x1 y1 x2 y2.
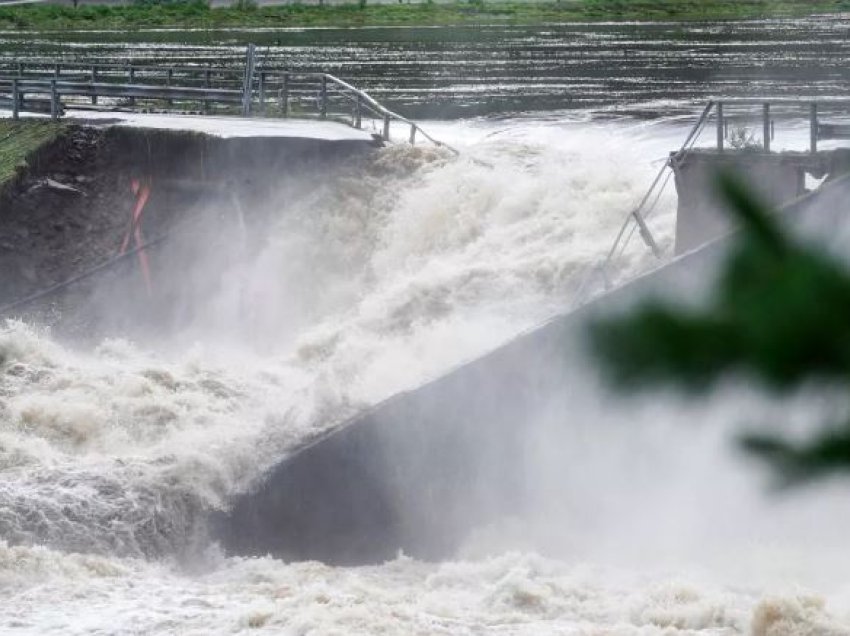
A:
2 18 850 635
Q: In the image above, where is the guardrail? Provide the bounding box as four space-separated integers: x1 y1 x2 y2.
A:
582 96 850 301
0 48 458 154
708 97 850 153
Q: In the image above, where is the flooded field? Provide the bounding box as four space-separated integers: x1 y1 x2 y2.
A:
3 15 850 117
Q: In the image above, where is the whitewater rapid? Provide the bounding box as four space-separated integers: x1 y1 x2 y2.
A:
1 115 849 634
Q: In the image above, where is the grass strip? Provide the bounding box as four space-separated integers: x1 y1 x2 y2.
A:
0 120 66 188
2 0 850 31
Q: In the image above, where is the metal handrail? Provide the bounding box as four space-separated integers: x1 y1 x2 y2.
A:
605 100 715 265
321 73 459 154
571 100 716 304
0 65 455 153
579 95 850 306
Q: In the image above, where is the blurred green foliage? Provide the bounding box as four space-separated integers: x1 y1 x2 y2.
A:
590 174 850 484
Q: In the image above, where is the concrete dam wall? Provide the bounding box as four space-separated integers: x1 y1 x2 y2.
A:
212 240 723 565
213 169 850 566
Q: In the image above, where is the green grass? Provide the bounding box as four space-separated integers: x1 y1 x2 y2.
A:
2 0 850 31
0 120 66 188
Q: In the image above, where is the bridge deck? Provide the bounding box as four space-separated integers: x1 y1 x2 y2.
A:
35 109 379 142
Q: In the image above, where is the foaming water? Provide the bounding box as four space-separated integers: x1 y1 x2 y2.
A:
2 117 850 633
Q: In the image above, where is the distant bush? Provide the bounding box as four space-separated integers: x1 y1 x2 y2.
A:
132 0 206 6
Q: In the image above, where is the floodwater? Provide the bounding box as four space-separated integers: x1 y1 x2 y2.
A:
1 17 850 635
3 15 850 116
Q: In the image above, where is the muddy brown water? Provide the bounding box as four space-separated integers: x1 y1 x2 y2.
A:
3 16 850 118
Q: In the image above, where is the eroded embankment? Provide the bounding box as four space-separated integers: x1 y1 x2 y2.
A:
0 121 376 340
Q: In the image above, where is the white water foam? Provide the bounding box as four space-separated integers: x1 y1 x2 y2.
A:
3 117 849 633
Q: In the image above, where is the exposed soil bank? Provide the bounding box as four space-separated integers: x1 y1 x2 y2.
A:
0 121 377 340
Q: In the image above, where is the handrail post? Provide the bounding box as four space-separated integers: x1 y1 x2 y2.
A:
762 102 770 152
11 78 19 120
91 65 98 105
17 62 23 78
259 71 266 115
354 95 362 129
167 67 174 107
50 79 59 120
810 102 818 154
128 64 135 108
320 75 327 119
280 73 289 117
716 101 724 152
203 68 211 114
241 43 256 117
383 113 391 141
409 124 416 144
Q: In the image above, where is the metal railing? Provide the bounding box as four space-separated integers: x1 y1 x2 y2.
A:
575 96 850 305
708 97 850 153
0 50 457 154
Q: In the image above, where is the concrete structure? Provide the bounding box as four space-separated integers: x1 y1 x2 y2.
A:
672 149 850 253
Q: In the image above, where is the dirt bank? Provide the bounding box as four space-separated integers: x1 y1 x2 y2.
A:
0 122 377 340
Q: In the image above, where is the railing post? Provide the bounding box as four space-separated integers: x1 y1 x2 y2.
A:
383 113 391 141
259 71 266 115
320 75 327 119
54 63 59 78
810 102 818 154
354 95 362 129
167 67 174 107
280 73 289 117
50 79 59 120
716 101 724 151
762 103 770 153
204 68 211 114
12 78 19 120
241 43 256 117
91 65 98 105
409 124 416 144
17 62 23 78
128 65 135 108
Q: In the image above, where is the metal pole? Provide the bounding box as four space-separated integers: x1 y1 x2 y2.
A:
354 95 362 129
280 73 289 117
204 68 211 114
320 75 327 119
50 80 59 120
128 65 135 108
383 114 391 141
810 102 818 154
91 66 98 105
409 124 416 144
259 71 266 115
17 62 23 78
762 103 770 152
241 43 256 117
167 67 174 107
716 101 724 152
12 79 19 120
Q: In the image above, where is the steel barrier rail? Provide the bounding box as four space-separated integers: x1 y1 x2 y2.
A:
0 63 457 153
